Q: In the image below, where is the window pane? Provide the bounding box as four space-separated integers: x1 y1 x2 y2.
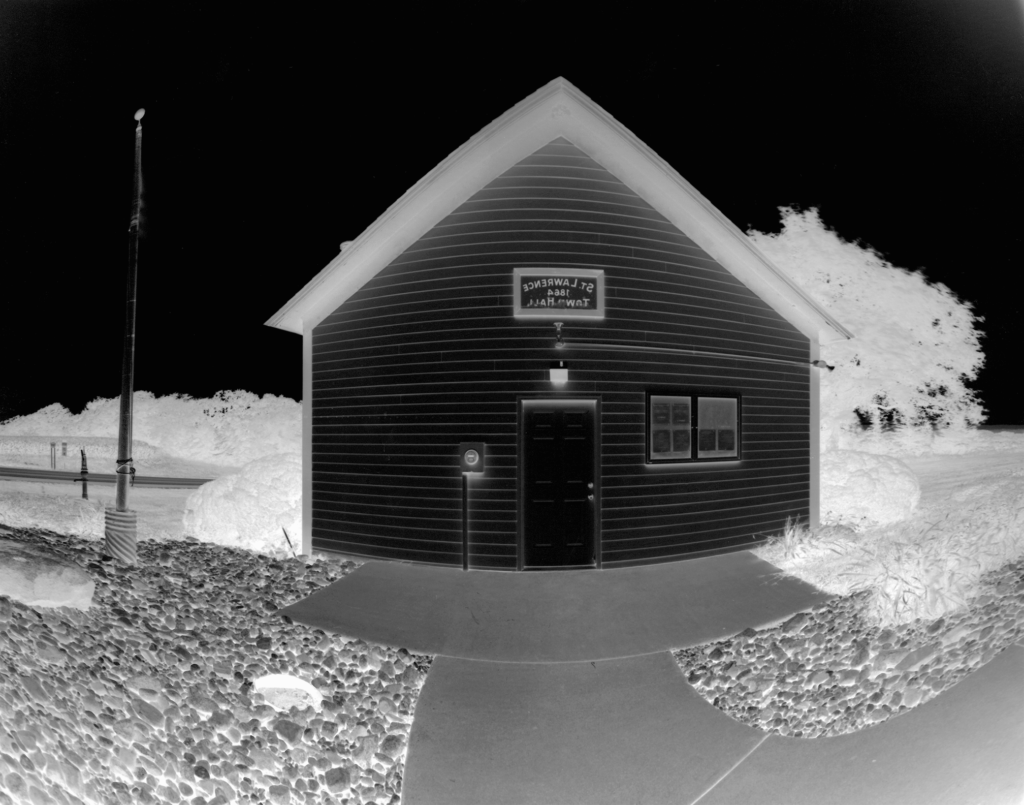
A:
652 429 672 453
697 397 738 458
650 396 690 460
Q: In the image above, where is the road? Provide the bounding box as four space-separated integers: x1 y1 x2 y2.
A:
0 465 213 489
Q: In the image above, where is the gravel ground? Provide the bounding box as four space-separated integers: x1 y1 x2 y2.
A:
0 527 434 805
3 522 1023 805
673 554 1024 739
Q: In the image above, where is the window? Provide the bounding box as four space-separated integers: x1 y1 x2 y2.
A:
648 393 739 463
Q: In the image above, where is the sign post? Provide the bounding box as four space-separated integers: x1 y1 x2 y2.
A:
458 443 485 571
104 108 145 566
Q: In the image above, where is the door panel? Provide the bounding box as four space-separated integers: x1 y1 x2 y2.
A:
523 401 596 568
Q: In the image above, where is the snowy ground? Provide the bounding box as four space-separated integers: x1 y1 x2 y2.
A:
0 391 301 556
2 392 1023 628
0 449 237 480
903 449 1024 508
0 445 245 545
0 478 195 544
3 441 1023 628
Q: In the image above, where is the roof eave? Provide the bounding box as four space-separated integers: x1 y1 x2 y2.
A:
266 76 852 343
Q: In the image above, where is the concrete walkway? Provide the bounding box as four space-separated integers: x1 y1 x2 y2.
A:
277 551 834 662
278 554 1024 805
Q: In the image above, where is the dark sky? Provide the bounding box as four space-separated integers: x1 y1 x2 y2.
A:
2 1 1022 423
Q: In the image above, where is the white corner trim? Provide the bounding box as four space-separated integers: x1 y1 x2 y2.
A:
809 338 821 530
302 331 313 556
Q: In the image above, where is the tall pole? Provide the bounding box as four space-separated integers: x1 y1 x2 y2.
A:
104 108 145 566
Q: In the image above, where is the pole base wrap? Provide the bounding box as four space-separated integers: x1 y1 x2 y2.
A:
104 508 138 566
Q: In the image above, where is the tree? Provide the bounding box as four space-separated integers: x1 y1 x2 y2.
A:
747 208 986 449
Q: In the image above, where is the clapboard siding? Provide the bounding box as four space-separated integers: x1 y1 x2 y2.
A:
311 137 810 569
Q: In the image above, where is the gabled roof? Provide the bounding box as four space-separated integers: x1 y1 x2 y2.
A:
266 77 852 343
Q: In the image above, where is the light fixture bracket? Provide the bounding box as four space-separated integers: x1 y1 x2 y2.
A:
554 321 565 349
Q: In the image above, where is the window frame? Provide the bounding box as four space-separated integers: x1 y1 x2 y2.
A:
645 390 742 464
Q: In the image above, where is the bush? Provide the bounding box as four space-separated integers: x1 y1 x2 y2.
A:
820 450 921 530
747 208 986 453
182 453 302 556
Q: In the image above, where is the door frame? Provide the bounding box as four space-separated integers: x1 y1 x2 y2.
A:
517 396 602 571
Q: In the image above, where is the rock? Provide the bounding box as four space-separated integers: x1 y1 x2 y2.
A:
273 719 304 745
324 767 352 793
132 698 164 726
902 685 925 709
186 693 219 714
0 541 95 610
940 622 974 647
926 617 946 635
267 783 292 804
894 642 941 672
744 675 772 694
379 735 403 759
871 649 907 672
837 669 860 687
208 709 234 729
781 613 808 634
18 676 49 704
867 707 890 723
354 736 378 766
125 675 164 694
2 773 26 801
808 670 831 687
155 784 179 803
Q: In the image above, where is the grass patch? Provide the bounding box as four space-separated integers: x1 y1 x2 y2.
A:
755 478 1024 628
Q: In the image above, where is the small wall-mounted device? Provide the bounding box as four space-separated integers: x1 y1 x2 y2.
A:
459 442 486 474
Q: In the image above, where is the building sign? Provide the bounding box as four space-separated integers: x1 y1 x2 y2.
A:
512 268 605 319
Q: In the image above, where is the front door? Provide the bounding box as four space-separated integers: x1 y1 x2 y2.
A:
522 400 596 568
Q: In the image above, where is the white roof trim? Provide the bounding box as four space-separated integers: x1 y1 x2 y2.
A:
267 77 852 343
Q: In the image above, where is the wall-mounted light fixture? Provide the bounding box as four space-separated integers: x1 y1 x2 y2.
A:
810 360 835 371
550 360 568 385
554 321 565 349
